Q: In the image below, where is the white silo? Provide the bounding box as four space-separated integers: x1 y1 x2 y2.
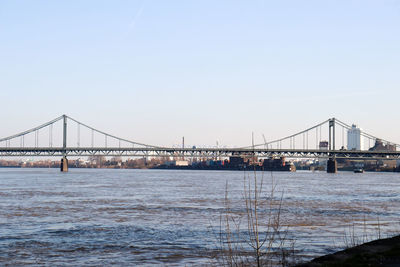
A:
347 124 364 150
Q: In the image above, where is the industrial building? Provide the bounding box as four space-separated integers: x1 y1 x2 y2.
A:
347 124 364 150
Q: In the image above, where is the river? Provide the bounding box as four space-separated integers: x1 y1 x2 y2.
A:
0 168 399 266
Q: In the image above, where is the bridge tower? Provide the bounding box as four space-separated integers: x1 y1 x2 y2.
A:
60 114 68 172
327 118 337 173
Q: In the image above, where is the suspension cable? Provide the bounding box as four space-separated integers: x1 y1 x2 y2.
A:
0 115 64 143
66 115 162 148
244 119 330 149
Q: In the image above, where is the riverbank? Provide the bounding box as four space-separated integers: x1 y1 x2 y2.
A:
297 235 400 266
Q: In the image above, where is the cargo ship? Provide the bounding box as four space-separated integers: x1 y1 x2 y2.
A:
153 156 296 172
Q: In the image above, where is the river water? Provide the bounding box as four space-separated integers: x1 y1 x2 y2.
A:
0 168 399 266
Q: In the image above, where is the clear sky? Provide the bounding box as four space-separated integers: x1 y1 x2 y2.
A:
1 0 399 147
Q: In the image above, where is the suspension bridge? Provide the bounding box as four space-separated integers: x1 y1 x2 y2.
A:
0 115 399 172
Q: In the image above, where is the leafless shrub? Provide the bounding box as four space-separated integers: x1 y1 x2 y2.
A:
213 168 295 267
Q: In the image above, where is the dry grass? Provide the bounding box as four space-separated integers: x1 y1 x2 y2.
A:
342 216 383 249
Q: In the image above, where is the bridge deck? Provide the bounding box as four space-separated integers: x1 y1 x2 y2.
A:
0 147 398 160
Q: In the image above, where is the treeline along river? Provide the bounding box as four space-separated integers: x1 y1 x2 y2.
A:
0 168 399 266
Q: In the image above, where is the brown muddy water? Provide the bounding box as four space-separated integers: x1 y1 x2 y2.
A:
0 168 399 266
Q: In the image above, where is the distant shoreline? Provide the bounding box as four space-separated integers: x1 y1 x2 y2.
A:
1 165 400 173
0 165 294 172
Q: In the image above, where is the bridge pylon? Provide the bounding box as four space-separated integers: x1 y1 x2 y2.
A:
327 158 337 173
61 115 68 172
60 156 68 172
326 118 337 173
328 118 335 150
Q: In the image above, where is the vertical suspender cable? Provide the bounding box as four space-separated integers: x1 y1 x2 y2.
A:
49 124 51 147
319 125 322 144
342 126 344 149
307 131 309 150
77 123 80 148
50 124 53 148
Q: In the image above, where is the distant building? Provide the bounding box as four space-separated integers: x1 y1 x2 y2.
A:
369 139 396 152
319 141 328 150
164 160 189 167
347 124 363 150
176 160 189 166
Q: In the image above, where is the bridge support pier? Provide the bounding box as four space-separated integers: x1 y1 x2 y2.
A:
327 158 337 173
60 156 68 172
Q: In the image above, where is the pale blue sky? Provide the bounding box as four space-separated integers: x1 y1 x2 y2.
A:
1 0 399 147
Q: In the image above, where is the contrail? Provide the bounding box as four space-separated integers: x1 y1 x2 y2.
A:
126 0 147 36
